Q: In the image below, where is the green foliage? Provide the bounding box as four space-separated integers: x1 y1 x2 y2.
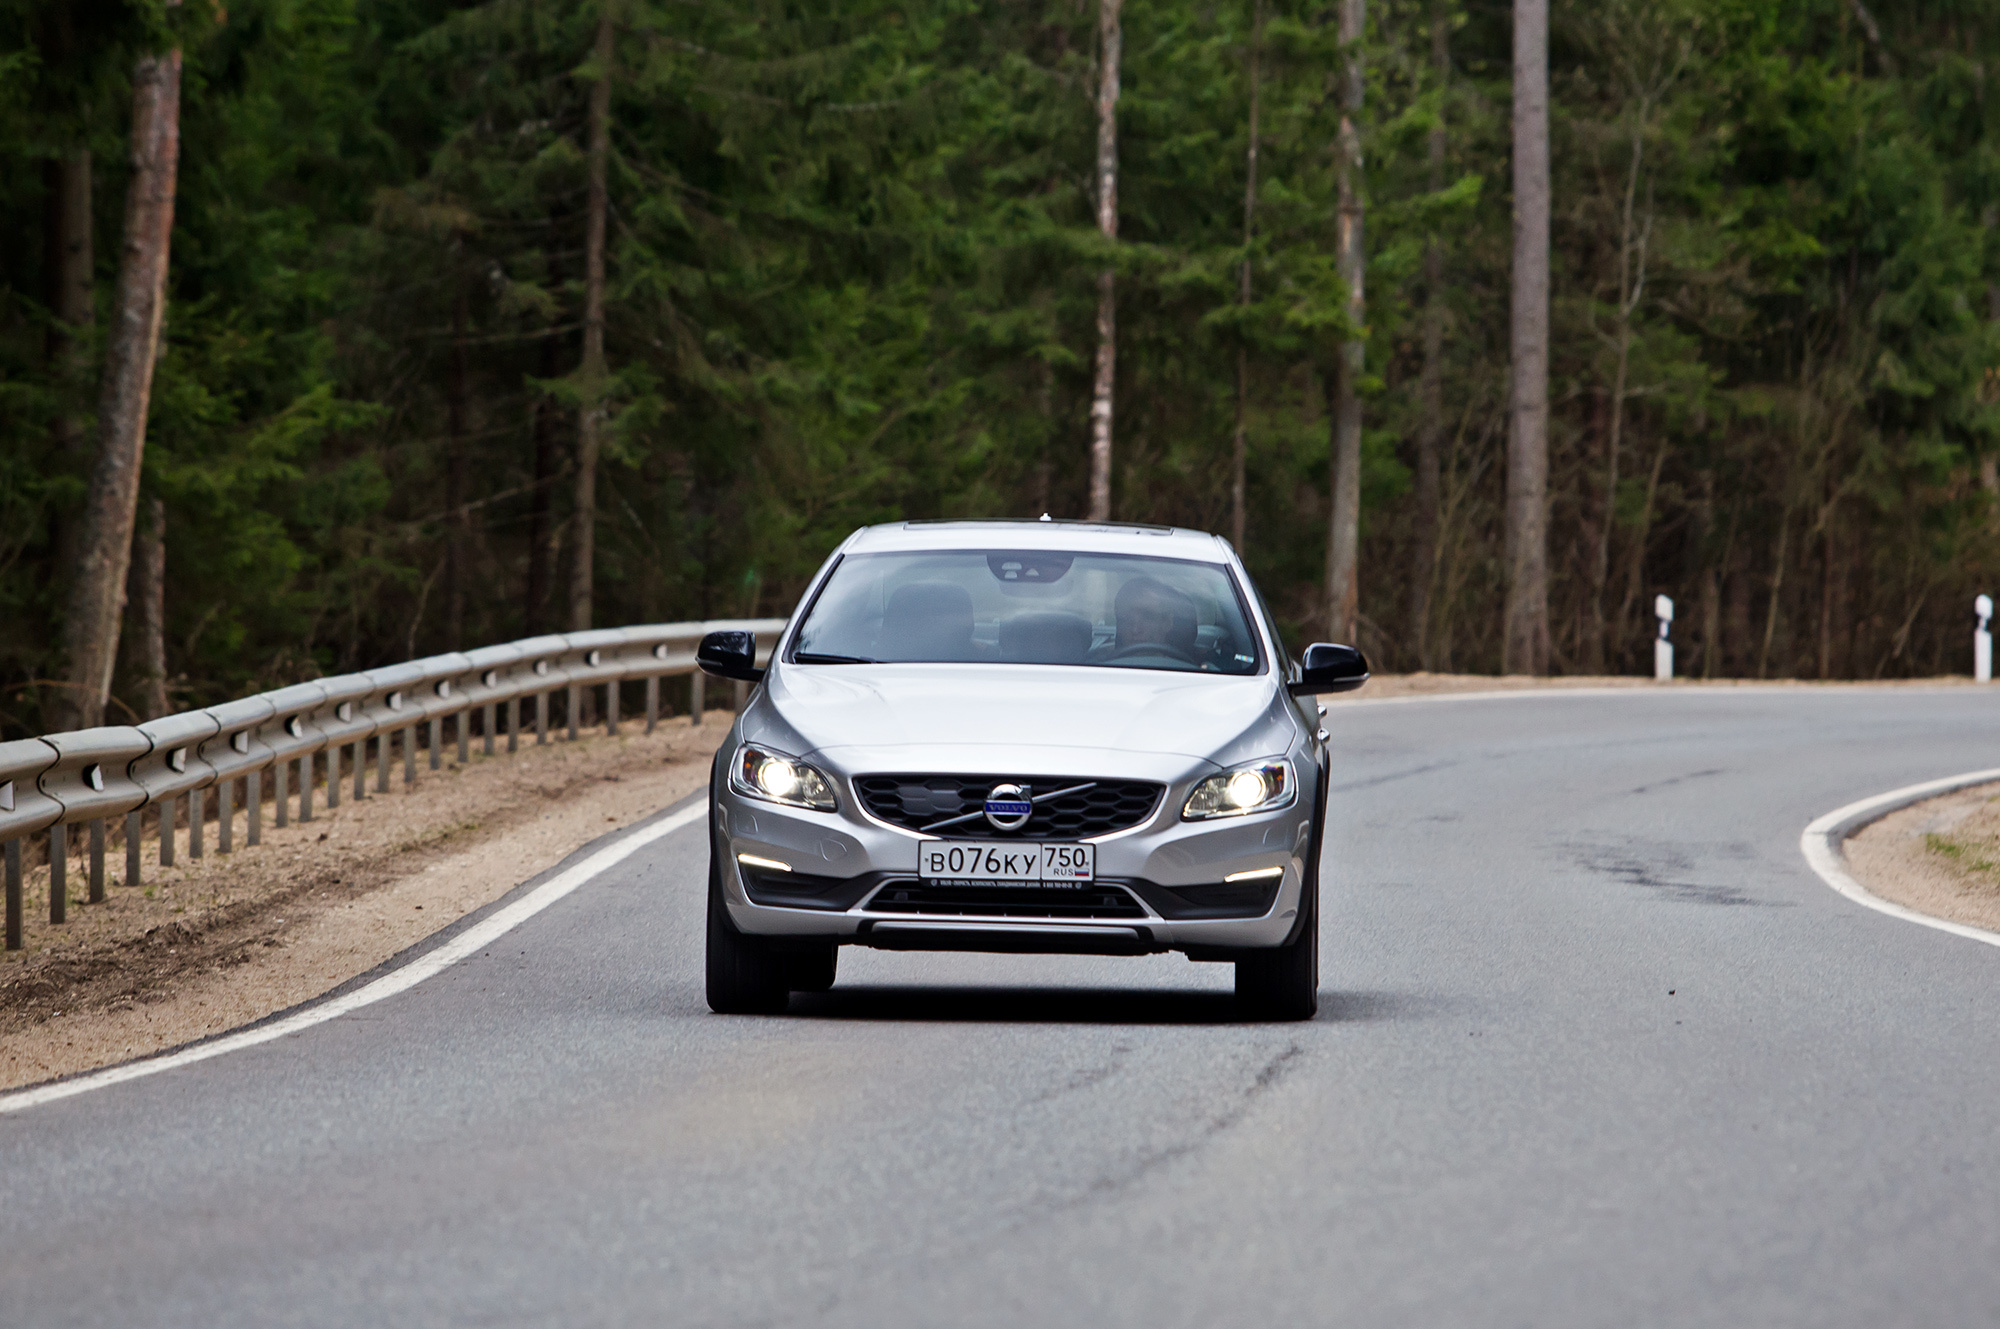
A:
1 0 1998 734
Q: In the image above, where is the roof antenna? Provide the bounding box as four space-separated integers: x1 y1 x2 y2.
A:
1039 512 1053 522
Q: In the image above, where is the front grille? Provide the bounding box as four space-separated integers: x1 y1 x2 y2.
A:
864 883 1147 919
854 774 1163 838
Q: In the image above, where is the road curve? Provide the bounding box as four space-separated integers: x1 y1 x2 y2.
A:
3 687 1998 1327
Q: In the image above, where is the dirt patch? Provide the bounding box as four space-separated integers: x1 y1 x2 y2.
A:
0 720 725 1090
1332 672 1978 701
1847 783 2000 935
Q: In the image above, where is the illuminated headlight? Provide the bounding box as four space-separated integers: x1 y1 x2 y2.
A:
731 743 837 812
1182 759 1295 820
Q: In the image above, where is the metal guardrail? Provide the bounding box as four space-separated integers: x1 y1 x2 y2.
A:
0 619 784 950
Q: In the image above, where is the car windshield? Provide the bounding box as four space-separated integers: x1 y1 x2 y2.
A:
791 550 1263 674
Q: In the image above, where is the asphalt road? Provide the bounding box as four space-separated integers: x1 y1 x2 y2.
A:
4 687 1999 1327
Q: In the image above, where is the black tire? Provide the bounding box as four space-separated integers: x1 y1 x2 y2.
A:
784 944 838 994
706 852 791 1014
1235 892 1318 1020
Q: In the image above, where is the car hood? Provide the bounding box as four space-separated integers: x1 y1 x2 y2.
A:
758 662 1290 770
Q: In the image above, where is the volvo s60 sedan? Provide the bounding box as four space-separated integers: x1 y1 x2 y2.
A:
696 519 1368 1020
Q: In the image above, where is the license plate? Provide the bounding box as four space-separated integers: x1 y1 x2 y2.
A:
918 840 1096 886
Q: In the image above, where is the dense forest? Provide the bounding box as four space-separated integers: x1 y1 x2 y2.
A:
2 0 1997 737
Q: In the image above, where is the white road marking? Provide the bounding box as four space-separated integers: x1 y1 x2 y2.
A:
0 803 706 1115
1800 769 2000 950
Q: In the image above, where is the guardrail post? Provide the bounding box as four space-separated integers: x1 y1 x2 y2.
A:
190 788 205 858
248 769 261 845
354 741 367 801
430 716 442 771
691 673 704 726
274 759 289 829
456 713 468 764
566 683 579 741
508 698 520 754
645 676 659 734
1977 595 1992 683
326 748 340 809
485 703 497 756
89 820 105 901
1654 594 1674 681
606 681 619 736
403 726 416 786
300 752 314 823
162 796 178 864
127 810 143 881
50 828 66 924
4 839 19 950
376 731 390 793
217 780 233 853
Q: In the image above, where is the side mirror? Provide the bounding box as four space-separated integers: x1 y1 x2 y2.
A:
1288 642 1369 696
697 630 764 683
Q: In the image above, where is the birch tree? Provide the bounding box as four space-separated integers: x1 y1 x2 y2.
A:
1087 0 1122 523
1409 0 1448 669
1325 0 1365 644
570 2 614 632
1502 0 1550 674
1230 0 1266 553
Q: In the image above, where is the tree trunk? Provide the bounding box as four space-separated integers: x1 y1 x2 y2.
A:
53 43 181 732
1502 0 1551 674
126 496 167 720
1409 0 1447 670
526 317 561 634
1325 0 1365 645
1590 104 1653 673
44 153 93 361
1757 517 1788 679
569 4 613 633
1230 0 1265 553
1087 0 1123 523
445 281 470 651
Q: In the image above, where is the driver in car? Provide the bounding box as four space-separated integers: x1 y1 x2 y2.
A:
1104 576 1201 663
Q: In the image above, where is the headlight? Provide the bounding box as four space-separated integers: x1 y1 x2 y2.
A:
1182 758 1295 820
731 743 837 812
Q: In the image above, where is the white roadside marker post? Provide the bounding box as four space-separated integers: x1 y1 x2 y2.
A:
1654 594 1674 681
1977 594 1993 683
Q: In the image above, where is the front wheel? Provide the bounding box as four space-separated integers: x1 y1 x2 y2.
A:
706 853 791 1014
785 944 838 994
1235 882 1318 1021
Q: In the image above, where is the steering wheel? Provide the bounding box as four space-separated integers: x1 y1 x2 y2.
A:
1107 641 1198 666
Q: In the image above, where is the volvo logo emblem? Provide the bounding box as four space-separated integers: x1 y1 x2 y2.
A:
983 783 1033 831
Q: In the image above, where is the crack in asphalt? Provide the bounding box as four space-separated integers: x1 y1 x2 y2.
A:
1070 1041 1306 1205
1568 838 1779 908
1628 767 1727 796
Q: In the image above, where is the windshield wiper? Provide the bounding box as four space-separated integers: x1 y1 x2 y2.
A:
792 652 878 665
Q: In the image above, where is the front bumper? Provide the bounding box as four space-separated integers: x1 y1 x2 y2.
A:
713 761 1317 954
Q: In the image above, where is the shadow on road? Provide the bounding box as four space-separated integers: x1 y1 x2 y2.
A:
781 985 1426 1025
786 985 1245 1025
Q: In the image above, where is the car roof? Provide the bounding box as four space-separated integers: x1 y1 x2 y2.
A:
844 519 1236 563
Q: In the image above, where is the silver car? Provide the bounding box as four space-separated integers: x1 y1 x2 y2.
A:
696 519 1369 1019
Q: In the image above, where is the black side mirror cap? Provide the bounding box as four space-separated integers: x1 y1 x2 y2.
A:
1288 642 1369 695
697 630 765 683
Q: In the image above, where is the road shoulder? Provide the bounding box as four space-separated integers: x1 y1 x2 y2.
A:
0 723 722 1091
1846 782 2000 938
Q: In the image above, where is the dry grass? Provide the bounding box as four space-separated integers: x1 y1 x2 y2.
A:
1847 784 2000 936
